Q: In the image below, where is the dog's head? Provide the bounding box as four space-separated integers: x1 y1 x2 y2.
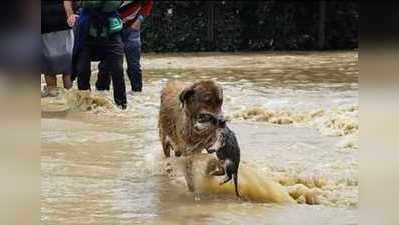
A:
179 80 224 133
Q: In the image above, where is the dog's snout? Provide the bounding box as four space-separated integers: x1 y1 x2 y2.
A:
216 115 226 128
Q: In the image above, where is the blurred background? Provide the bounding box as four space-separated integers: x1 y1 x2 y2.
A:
142 1 358 52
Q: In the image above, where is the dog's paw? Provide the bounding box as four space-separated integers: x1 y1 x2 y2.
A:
220 176 232 185
165 162 175 176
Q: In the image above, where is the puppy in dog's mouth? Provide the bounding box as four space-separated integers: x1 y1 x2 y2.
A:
193 112 226 134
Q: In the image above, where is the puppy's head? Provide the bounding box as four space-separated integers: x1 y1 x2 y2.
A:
179 80 224 133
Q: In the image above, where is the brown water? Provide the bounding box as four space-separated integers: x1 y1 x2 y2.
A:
41 51 358 225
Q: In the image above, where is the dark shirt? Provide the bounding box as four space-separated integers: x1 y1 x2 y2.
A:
41 0 70 34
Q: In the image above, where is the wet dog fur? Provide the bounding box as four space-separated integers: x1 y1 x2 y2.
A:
158 80 224 158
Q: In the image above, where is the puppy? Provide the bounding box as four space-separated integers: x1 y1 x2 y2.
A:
208 125 241 197
159 80 224 158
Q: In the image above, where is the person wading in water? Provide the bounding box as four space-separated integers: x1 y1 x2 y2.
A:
95 0 153 95
73 0 128 109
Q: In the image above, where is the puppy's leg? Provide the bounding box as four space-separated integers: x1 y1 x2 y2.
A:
219 160 234 185
209 166 225 176
220 175 232 185
233 173 240 197
209 160 225 176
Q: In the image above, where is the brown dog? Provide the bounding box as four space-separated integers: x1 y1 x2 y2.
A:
159 80 224 158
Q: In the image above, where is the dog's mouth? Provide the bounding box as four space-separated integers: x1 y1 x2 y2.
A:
194 112 226 130
191 112 226 151
197 112 215 123
193 112 215 133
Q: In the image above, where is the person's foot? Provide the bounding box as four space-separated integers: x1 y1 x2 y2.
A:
41 87 59 98
117 103 127 110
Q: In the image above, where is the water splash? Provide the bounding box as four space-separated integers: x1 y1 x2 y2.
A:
163 153 357 207
41 88 115 117
228 105 358 137
165 153 294 204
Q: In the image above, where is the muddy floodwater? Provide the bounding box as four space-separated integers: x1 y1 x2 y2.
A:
41 51 358 225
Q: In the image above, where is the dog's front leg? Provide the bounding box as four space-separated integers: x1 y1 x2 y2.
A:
184 158 195 192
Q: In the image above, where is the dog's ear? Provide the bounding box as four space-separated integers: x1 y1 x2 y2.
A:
179 87 195 108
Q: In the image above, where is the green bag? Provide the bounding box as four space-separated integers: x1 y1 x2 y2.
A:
81 0 123 38
88 16 123 38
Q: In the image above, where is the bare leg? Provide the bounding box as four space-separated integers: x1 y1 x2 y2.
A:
42 74 58 97
62 74 72 89
44 74 57 89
